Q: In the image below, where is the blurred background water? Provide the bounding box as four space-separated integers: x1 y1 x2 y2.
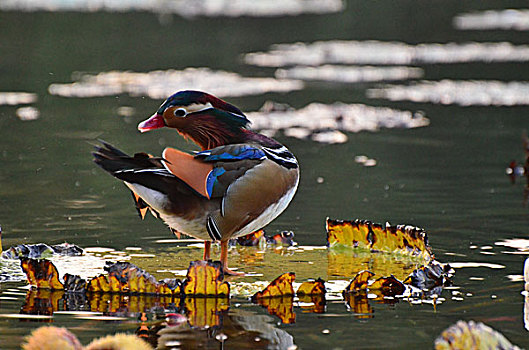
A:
2 0 529 348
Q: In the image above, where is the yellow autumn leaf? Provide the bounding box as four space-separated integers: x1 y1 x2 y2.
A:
343 270 374 293
296 278 326 296
326 218 432 260
21 258 64 290
181 260 230 296
252 272 295 299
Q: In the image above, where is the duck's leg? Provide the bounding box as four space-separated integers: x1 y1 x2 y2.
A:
203 241 211 260
220 240 244 276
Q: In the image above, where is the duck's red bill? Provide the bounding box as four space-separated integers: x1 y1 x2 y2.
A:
138 113 165 132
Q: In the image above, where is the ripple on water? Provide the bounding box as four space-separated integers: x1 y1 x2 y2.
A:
248 101 428 143
0 0 344 17
244 40 529 66
368 80 529 106
454 9 529 31
0 92 37 106
275 65 423 83
48 68 303 99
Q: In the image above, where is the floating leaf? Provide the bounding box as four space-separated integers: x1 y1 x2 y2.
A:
21 258 64 290
369 275 405 297
234 230 296 247
63 274 87 293
297 278 326 296
85 262 180 295
3 242 83 260
343 270 374 293
181 260 230 296
235 229 266 246
184 297 229 328
266 231 296 246
252 272 295 300
404 261 454 295
435 320 521 350
326 218 432 260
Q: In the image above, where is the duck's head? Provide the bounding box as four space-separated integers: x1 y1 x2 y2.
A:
138 90 250 149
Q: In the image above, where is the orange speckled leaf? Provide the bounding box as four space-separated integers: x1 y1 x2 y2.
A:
88 275 111 293
344 270 375 293
255 296 295 324
296 278 326 296
326 218 432 260
184 297 229 328
252 272 295 299
236 229 265 246
21 258 64 290
369 275 405 296
181 260 230 296
86 262 180 295
156 282 176 295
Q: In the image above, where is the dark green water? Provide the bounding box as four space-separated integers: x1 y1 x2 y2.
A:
2 1 529 348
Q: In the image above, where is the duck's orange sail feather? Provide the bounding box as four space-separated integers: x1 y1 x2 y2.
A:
162 148 213 199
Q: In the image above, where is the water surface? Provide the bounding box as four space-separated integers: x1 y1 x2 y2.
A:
1 1 529 348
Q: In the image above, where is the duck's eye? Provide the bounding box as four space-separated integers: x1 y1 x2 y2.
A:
174 108 187 117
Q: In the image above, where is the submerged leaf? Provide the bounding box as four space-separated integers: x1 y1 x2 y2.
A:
181 260 230 296
435 320 520 350
252 272 296 300
326 218 432 260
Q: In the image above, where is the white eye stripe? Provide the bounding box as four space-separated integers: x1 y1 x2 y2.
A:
185 102 214 114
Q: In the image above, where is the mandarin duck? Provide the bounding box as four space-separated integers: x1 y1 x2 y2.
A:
93 90 299 275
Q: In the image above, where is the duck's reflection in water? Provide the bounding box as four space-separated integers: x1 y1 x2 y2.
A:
20 289 295 349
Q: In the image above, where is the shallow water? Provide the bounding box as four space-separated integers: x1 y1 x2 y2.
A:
1 1 529 348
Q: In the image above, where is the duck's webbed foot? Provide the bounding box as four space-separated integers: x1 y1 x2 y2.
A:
220 240 244 276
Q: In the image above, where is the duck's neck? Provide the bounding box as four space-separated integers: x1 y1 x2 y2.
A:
178 112 284 150
179 119 244 150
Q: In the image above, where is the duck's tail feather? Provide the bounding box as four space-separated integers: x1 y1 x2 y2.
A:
92 141 164 175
